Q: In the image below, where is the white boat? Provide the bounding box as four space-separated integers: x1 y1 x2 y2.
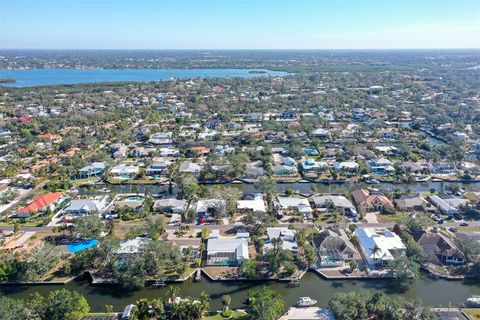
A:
466 295 480 307
296 296 317 307
99 187 111 193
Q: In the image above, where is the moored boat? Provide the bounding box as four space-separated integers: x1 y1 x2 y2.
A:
466 295 480 307
296 296 317 307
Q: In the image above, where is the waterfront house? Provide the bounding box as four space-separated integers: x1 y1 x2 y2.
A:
77 162 107 179
312 229 360 267
113 198 144 213
206 238 249 266
153 198 187 215
64 196 109 216
395 194 431 211
110 164 139 179
367 158 395 175
243 161 265 179
429 162 456 174
118 237 151 255
311 194 357 217
16 192 63 216
275 196 313 214
193 199 226 216
355 227 406 267
146 160 171 177
413 230 465 265
332 161 359 171
264 227 298 252
301 158 328 173
352 189 393 213
236 193 266 212
272 165 297 176
428 195 468 215
178 161 203 175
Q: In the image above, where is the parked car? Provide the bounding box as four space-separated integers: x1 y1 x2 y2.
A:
449 226 458 232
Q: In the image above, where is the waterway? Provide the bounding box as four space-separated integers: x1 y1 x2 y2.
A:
0 68 289 87
1 272 479 312
82 180 480 197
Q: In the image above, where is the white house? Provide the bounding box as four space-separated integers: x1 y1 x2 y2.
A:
355 227 406 268
275 196 313 213
110 164 139 179
237 193 266 212
264 227 298 252
206 238 249 266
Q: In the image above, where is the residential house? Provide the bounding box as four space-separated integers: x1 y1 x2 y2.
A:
275 196 313 214
146 161 171 177
16 192 63 216
301 158 328 173
77 162 107 179
118 237 151 255
352 189 394 213
367 158 395 175
110 164 140 179
159 147 180 157
206 238 249 266
193 199 226 216
188 146 210 158
428 195 468 215
243 161 265 179
153 198 187 215
413 230 465 265
113 199 144 213
312 229 360 267
429 162 455 174
64 196 109 216
264 227 298 252
130 147 155 158
311 195 357 217
178 161 203 175
237 193 266 212
395 194 431 211
332 161 359 171
355 227 406 267
148 132 173 145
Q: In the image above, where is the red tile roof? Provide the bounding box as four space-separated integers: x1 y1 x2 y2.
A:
17 192 62 213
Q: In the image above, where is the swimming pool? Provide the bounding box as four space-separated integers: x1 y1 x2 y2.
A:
127 196 144 201
67 239 98 253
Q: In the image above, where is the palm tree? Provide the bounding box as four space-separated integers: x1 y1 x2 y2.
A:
371 244 381 265
166 286 181 305
198 291 211 317
221 295 231 311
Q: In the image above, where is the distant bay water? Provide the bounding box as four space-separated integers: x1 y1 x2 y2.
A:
0 68 289 87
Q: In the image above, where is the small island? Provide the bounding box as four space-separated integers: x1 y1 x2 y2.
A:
248 70 267 74
0 77 16 83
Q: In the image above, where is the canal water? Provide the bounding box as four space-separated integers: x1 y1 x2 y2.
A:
1 272 479 312
82 181 480 197
8 180 477 311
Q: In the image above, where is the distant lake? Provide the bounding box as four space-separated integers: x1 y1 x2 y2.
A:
0 68 289 87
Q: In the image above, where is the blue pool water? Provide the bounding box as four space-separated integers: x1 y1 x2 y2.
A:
0 68 289 87
127 196 144 201
67 239 98 253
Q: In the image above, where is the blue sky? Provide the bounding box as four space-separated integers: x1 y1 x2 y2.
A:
1 0 479 49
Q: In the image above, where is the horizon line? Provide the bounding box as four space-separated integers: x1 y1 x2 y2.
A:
1 47 480 51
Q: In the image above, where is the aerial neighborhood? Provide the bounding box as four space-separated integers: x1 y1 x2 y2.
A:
0 50 479 320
